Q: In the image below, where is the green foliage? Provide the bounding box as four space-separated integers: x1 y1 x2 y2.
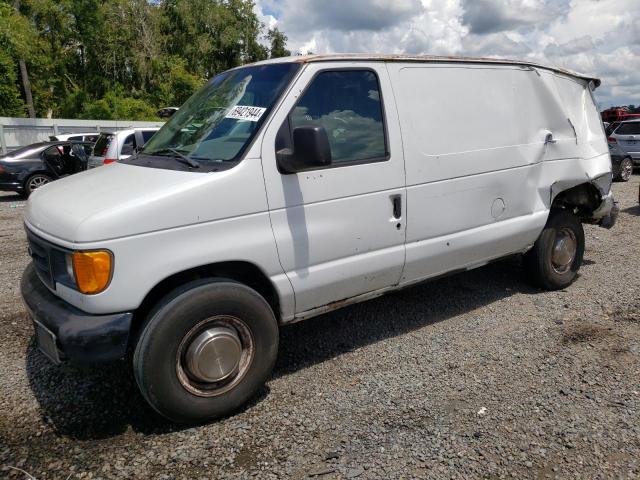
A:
1 0 292 120
152 56 205 107
267 28 290 58
0 2 40 58
0 51 26 116
80 91 159 120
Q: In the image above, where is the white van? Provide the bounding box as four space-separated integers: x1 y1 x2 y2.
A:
21 55 617 423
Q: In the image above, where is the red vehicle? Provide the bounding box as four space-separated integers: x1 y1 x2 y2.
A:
602 107 640 123
602 107 640 136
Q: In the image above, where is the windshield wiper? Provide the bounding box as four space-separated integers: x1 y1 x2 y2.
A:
146 147 200 168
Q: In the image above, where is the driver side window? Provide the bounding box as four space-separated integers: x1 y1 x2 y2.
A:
289 70 387 164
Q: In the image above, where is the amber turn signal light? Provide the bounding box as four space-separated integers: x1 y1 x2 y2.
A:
72 250 113 294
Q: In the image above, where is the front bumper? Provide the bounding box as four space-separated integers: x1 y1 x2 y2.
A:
21 263 133 363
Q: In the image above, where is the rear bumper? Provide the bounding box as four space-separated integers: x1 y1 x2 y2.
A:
592 192 618 229
0 172 22 192
0 182 22 192
21 263 133 363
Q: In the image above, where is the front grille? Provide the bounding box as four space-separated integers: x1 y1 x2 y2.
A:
26 229 55 289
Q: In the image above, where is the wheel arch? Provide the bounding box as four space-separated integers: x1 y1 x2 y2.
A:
550 181 602 218
130 261 282 342
22 170 52 189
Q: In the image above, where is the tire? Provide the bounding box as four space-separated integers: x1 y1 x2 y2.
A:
614 157 633 182
524 210 584 290
133 279 278 424
24 173 53 197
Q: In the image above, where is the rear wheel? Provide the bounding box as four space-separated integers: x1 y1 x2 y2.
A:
524 210 584 290
24 173 52 196
133 279 278 424
614 157 633 182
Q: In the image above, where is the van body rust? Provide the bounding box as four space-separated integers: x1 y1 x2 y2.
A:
20 54 617 423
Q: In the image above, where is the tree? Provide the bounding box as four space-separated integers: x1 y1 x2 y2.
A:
0 0 291 119
0 51 26 116
160 0 268 78
151 56 204 107
267 27 290 58
80 91 159 120
0 1 42 117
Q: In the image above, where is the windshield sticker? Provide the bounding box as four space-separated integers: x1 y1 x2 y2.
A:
225 105 267 122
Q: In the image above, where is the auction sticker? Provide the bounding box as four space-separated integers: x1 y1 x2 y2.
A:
225 105 267 122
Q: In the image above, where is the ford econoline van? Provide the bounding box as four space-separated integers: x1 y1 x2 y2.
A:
21 55 617 423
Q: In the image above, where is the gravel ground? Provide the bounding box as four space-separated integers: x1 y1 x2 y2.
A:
1 177 639 480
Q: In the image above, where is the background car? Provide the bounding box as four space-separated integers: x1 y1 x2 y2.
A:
157 107 178 118
609 142 634 182
0 141 92 196
49 132 100 143
608 119 640 164
88 128 160 168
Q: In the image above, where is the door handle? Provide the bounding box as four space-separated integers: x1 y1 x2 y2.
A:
391 195 402 219
544 132 557 144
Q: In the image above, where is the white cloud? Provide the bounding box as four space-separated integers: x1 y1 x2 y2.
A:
254 0 640 107
461 0 569 34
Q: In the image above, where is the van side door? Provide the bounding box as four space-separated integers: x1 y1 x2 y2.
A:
387 63 552 285
261 62 406 315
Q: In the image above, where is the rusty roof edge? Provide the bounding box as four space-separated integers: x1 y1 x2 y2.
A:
252 53 601 88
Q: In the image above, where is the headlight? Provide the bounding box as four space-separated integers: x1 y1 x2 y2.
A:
70 250 113 294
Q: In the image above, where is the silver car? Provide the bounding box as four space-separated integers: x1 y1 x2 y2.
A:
609 119 640 164
88 128 160 168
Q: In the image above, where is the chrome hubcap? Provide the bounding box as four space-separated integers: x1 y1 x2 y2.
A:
185 327 242 382
176 316 254 397
551 227 577 274
29 176 49 190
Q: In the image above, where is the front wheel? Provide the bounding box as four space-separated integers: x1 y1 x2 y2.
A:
133 279 279 424
524 210 584 290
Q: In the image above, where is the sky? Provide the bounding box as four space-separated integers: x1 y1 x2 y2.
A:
254 0 640 108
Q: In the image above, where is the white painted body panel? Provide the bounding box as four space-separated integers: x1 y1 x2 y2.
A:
23 58 611 324
25 160 295 318
386 63 608 285
260 62 406 313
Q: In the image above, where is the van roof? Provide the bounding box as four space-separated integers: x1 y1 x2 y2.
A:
250 53 601 88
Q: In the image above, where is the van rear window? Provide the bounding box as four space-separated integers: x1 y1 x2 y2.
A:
93 134 114 156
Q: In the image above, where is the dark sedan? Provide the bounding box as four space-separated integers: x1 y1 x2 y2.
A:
0 141 92 197
609 142 634 182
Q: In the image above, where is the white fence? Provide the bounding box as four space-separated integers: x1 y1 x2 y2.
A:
0 117 165 154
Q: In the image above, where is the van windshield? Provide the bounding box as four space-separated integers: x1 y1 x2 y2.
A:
128 63 300 171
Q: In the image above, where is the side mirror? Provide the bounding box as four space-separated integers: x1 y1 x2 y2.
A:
277 125 332 173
